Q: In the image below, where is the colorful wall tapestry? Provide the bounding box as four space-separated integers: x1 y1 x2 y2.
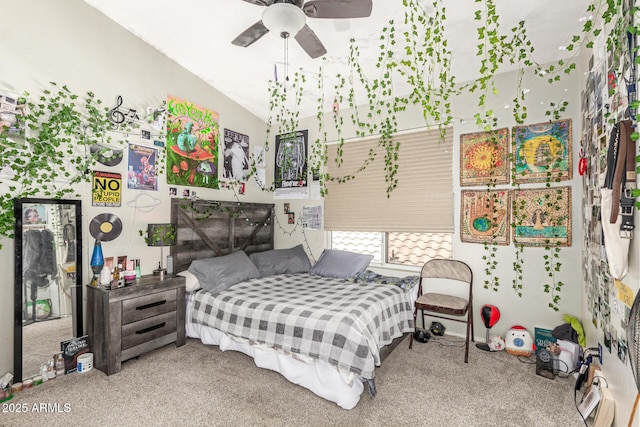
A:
460 128 509 186
166 95 219 189
512 119 572 183
512 186 572 247
461 190 510 245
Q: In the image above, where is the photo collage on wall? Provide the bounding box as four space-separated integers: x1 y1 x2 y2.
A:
459 122 572 247
579 7 635 362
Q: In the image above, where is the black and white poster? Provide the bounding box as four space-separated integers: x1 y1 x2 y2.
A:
274 129 308 199
223 128 250 181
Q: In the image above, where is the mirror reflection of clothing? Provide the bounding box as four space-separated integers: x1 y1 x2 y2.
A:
22 229 58 321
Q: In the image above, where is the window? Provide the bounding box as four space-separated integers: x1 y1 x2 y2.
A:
331 231 452 268
325 127 454 268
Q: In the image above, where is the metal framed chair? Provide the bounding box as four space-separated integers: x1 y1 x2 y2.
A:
409 259 474 363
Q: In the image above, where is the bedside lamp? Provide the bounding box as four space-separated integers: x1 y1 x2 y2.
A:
147 223 177 275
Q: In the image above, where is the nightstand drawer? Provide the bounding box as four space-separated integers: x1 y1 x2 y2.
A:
121 311 177 350
122 289 177 324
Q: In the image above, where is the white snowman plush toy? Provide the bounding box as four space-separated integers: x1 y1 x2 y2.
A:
505 325 534 356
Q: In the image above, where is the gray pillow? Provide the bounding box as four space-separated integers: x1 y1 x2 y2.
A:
309 249 373 279
188 250 260 293
249 244 312 277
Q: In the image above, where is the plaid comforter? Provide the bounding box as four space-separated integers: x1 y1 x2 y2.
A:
191 273 415 380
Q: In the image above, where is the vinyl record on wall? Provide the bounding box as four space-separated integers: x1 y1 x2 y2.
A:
89 213 123 242
90 143 124 167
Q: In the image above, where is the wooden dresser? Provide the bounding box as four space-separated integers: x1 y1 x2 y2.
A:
86 274 186 375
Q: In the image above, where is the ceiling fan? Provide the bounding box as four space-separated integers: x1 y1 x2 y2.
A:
231 0 373 59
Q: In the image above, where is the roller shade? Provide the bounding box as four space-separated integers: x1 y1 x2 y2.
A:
324 127 453 233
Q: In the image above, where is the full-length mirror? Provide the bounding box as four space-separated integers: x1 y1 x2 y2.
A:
14 198 83 382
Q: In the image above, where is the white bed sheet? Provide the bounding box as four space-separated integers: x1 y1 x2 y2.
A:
185 283 419 410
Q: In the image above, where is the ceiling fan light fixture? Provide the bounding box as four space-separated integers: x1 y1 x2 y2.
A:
262 3 306 38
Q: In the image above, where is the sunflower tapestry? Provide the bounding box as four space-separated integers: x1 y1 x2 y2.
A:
166 95 219 189
512 119 572 183
460 128 509 186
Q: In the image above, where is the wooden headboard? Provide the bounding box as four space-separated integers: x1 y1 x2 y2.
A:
169 199 275 272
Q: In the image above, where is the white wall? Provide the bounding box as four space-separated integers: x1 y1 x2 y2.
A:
0 0 270 376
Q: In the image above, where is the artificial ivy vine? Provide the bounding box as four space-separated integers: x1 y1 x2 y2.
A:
0 82 116 246
251 0 626 310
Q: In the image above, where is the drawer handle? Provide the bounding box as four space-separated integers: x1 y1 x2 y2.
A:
136 322 166 335
136 300 167 311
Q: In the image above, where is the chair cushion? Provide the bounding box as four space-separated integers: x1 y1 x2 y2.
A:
416 292 468 315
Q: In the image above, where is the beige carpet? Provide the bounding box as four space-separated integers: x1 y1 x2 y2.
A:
2 335 585 427
22 316 73 378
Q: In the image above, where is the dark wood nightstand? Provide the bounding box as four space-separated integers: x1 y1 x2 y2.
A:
86 274 186 375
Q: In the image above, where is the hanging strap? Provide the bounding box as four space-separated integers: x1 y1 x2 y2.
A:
609 120 636 238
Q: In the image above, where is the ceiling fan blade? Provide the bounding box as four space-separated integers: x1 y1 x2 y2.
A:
295 24 327 59
240 0 276 6
231 21 269 48
302 0 372 19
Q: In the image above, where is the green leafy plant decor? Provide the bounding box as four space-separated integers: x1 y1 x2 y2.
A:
542 184 566 312
0 82 117 247
481 187 500 292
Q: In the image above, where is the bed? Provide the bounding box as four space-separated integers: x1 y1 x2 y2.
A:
170 199 418 409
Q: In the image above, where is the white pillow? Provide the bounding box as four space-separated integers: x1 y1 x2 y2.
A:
177 270 201 292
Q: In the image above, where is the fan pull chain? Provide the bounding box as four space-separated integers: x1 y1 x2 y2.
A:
283 35 289 92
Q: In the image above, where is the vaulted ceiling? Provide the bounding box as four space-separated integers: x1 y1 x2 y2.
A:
84 0 593 121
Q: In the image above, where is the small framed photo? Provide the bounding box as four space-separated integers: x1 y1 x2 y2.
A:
117 255 127 270
23 205 47 225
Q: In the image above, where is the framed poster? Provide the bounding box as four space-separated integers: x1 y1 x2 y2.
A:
512 119 572 183
512 186 572 247
460 128 509 186
461 190 510 245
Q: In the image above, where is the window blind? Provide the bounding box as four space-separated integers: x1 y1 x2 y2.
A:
324 127 453 233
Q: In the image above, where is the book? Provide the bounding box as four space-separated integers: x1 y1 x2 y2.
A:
534 327 556 354
60 335 90 374
578 385 602 419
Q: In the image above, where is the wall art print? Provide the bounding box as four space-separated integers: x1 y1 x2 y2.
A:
512 119 572 183
166 95 219 189
223 129 250 181
0 90 27 145
512 186 572 247
460 128 510 186
128 144 158 191
274 130 308 199
461 190 510 245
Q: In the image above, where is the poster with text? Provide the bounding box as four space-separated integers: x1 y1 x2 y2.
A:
92 171 122 207
166 95 219 189
274 130 308 199
127 144 158 191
